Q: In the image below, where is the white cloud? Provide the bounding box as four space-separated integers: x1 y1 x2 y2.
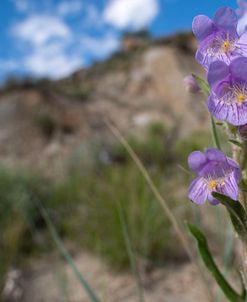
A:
12 15 82 79
81 34 120 59
9 6 121 79
103 0 159 30
57 0 82 16
24 42 82 79
12 15 71 46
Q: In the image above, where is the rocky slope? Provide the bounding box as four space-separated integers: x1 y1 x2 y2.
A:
0 32 207 174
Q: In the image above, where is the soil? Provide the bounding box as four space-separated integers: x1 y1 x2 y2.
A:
20 251 215 302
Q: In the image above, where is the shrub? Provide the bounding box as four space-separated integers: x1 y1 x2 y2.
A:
0 168 53 290
34 114 57 138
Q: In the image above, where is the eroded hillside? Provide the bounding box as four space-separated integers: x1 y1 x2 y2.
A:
0 32 207 174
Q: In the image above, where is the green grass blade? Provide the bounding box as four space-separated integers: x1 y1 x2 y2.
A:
116 200 145 302
187 223 243 302
37 202 101 302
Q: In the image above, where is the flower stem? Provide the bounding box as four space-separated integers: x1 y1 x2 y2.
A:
211 116 221 150
241 142 247 171
232 142 247 284
241 242 247 290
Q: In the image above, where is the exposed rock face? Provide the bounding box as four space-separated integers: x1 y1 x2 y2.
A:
0 33 207 173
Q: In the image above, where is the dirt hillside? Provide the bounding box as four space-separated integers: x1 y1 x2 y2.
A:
0 32 207 174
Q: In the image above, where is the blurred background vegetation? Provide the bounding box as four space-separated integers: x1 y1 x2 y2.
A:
0 3 239 300
0 115 234 300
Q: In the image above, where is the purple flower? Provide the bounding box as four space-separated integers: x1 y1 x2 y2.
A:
237 0 247 35
192 7 247 69
237 0 247 15
207 57 247 126
188 148 241 205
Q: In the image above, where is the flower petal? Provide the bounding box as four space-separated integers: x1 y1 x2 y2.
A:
227 158 242 182
206 148 226 162
237 16 247 36
188 177 208 205
237 0 247 16
188 151 207 173
208 94 229 121
207 61 229 88
192 15 214 41
230 57 247 82
208 194 220 205
236 32 247 56
225 102 247 126
237 1 247 34
195 48 211 69
214 7 238 31
220 172 239 200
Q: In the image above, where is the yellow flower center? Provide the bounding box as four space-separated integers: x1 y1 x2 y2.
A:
230 84 247 105
222 40 230 53
237 93 246 104
208 179 217 190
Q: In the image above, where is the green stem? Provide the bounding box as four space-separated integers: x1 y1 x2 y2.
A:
211 116 221 150
241 142 247 170
240 143 247 212
231 141 247 212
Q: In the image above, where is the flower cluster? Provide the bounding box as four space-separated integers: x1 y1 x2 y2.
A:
193 6 247 126
187 5 247 205
188 148 241 205
187 5 247 299
192 7 247 69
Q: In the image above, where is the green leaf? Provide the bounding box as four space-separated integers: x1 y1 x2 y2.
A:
229 139 243 148
187 223 243 302
192 74 210 96
226 123 239 136
238 270 247 300
212 192 247 242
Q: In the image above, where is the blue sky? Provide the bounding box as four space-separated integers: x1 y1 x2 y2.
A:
0 0 240 81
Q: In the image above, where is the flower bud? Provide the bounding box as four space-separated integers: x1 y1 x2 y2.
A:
239 124 247 141
183 75 200 93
